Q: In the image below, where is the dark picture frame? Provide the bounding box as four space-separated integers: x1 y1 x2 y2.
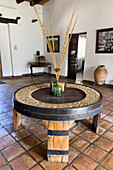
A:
96 28 113 53
47 35 60 53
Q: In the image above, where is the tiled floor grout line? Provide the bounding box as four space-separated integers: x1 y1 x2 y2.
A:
68 121 113 168
1 75 113 169
69 142 109 170
70 131 113 156
75 122 113 150
95 165 108 170
0 122 48 169
4 118 46 142
2 137 45 169
22 122 48 145
62 164 77 170
0 113 50 169
28 162 45 170
1 114 111 169
94 153 110 170
0 150 13 170
73 133 113 169
0 126 111 167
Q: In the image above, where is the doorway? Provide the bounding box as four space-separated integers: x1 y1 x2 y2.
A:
68 33 87 81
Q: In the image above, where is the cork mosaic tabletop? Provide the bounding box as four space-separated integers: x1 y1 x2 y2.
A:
13 83 103 162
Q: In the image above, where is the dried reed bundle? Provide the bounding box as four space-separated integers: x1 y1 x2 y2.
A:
61 7 76 64
32 0 78 81
32 1 56 69
46 27 56 68
49 8 55 52
57 15 78 79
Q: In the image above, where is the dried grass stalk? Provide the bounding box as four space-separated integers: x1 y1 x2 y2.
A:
61 7 76 64
32 0 78 81
58 16 78 80
49 8 55 52
46 27 56 68
32 1 57 70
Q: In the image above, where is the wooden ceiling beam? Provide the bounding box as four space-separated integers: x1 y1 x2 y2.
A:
30 0 49 6
39 0 49 5
30 0 37 6
16 0 49 5
16 0 25 4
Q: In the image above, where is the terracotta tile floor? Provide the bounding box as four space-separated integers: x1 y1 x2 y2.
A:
0 74 113 169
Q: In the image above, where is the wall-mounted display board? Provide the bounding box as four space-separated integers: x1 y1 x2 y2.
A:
47 35 60 53
96 28 113 53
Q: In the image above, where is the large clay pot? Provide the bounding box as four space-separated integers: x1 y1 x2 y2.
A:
94 65 108 85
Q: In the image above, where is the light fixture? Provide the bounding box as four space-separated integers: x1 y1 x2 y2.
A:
31 19 38 23
16 17 21 20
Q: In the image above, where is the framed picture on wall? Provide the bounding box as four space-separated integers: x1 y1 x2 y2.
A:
96 28 113 53
47 35 60 53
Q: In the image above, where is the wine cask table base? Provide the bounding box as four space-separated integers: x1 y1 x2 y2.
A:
13 83 103 162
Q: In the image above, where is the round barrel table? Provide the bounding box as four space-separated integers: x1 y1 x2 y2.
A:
13 83 103 163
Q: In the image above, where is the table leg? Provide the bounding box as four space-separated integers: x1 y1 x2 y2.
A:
30 66 33 76
48 66 51 74
13 109 21 131
43 120 74 162
92 113 101 133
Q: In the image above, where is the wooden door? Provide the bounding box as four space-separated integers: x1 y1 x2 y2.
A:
68 34 78 79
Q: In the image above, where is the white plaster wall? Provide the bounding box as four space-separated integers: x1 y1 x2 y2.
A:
43 0 113 84
0 0 44 76
0 24 12 76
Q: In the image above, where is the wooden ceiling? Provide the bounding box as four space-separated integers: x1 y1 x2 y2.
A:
16 0 49 6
